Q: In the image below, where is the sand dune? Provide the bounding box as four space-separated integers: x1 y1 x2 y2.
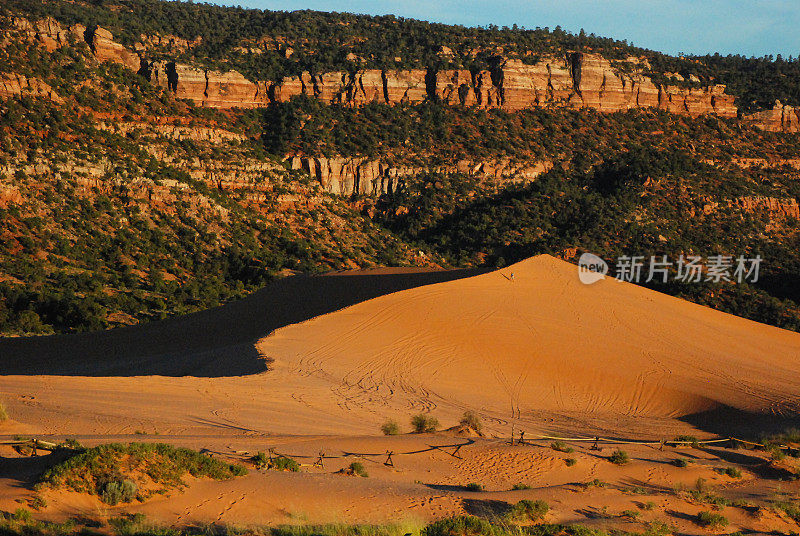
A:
258 254 800 425
2 255 800 439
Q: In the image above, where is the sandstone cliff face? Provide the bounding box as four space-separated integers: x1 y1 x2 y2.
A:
743 101 800 133
4 17 742 120
10 16 84 51
289 156 551 196
0 73 63 102
734 196 800 219
87 26 141 71
495 55 736 117
146 52 737 118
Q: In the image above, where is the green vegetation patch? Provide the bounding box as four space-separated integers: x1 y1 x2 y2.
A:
38 442 247 503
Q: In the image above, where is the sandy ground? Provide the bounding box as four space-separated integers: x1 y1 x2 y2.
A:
1 255 800 534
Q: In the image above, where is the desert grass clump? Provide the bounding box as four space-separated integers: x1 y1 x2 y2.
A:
421 516 494 536
28 495 47 511
772 500 800 522
109 513 177 536
511 483 531 490
505 499 549 522
411 414 439 433
770 446 787 462
271 456 300 472
718 466 742 478
580 478 606 489
565 458 577 467
674 435 700 447
696 510 728 529
348 462 368 478
621 509 640 520
459 411 482 433
550 440 574 453
100 479 138 505
463 482 483 492
380 419 400 435
251 452 269 468
673 457 690 467
609 449 630 465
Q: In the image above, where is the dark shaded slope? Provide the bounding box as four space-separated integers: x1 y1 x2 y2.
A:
0 268 483 377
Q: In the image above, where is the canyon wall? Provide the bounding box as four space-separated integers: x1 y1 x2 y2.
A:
7 18 743 120
9 17 800 133
141 52 737 118
288 156 551 196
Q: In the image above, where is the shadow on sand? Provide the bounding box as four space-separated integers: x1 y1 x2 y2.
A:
0 268 484 377
679 404 800 438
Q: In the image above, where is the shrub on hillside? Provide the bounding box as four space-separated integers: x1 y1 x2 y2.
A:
696 510 728 529
550 440 574 453
348 462 368 478
459 411 482 433
505 499 549 522
609 449 630 465
100 479 138 505
411 414 439 433
380 419 400 435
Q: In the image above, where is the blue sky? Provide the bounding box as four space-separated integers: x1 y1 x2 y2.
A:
209 0 798 58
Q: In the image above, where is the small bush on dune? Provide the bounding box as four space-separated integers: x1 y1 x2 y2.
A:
28 495 47 510
422 516 496 536
380 419 400 435
770 447 787 462
411 414 439 433
716 466 742 478
511 483 531 490
464 482 483 492
271 456 300 472
110 513 177 536
644 520 672 536
459 411 482 433
609 449 630 465
773 500 800 522
696 510 728 529
565 458 577 467
505 499 549 522
100 479 138 505
13 509 31 523
673 435 699 447
580 478 606 489
251 452 269 469
348 462 368 477
550 440 574 453
673 457 689 467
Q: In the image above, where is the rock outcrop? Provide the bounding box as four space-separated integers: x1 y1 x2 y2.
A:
9 16 84 51
743 101 800 133
0 74 63 102
289 156 551 196
734 196 800 219
86 26 141 72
